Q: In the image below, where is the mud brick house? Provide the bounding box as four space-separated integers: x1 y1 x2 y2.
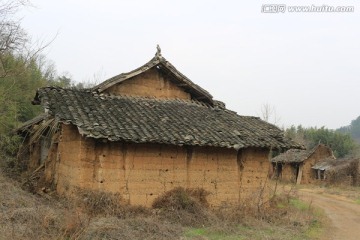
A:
271 144 334 184
18 47 301 207
312 157 360 186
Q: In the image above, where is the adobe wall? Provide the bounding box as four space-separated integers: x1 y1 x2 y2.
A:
281 164 296 183
237 148 271 203
104 68 191 100
52 124 271 207
301 145 334 184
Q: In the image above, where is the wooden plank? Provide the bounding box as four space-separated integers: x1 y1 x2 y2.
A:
296 164 303 185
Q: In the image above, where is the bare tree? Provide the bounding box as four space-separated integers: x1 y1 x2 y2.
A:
0 1 29 51
260 103 281 125
0 0 55 78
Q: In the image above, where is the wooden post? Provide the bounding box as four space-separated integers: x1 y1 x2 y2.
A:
296 164 303 185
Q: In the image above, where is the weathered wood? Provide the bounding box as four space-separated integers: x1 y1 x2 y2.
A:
31 163 45 177
296 164 303 185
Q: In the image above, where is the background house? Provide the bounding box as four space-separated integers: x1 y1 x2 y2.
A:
271 144 334 184
312 157 360 186
18 49 301 207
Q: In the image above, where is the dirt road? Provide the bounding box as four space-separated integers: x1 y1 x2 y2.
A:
298 189 360 240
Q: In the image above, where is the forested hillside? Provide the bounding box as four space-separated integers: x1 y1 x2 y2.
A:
0 0 79 171
285 125 359 158
337 116 360 144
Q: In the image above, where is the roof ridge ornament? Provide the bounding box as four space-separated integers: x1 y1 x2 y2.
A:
155 44 162 59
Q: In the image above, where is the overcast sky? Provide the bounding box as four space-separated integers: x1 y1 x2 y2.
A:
19 0 360 129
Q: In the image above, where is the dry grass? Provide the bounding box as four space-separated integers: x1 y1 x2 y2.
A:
183 192 325 240
75 189 151 218
0 169 326 240
321 185 360 203
296 182 360 203
0 170 183 240
0 169 71 239
80 217 182 240
152 187 214 227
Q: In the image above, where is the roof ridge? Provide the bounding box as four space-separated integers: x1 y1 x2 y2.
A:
92 47 213 104
41 86 92 92
95 91 212 107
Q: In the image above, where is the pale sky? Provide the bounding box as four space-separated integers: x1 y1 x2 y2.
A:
19 0 360 129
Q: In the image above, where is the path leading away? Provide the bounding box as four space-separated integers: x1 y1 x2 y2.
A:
298 189 360 240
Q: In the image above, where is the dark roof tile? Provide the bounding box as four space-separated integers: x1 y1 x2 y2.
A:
32 87 302 150
272 144 332 163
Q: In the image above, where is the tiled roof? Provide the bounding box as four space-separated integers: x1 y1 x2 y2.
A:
272 149 310 163
272 144 332 163
312 157 359 171
31 87 302 150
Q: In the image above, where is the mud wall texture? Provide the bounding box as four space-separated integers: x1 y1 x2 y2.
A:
302 145 334 184
281 164 296 183
104 68 191 100
49 124 271 207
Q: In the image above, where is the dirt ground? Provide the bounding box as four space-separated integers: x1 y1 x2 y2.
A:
298 188 360 240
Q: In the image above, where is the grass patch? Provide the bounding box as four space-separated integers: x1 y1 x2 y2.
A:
184 222 323 240
185 228 206 237
305 219 322 239
185 227 244 240
276 202 286 209
355 198 360 204
304 207 328 240
289 198 311 211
